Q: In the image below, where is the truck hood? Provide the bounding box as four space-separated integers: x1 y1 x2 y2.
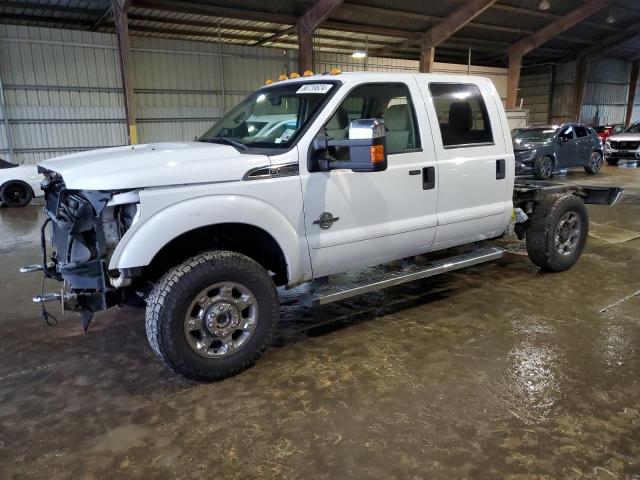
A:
38 142 269 190
607 133 640 142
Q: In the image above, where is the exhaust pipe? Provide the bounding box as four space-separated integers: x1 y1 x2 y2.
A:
32 293 62 303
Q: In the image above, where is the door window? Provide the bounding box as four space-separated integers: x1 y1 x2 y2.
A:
558 126 575 141
575 126 588 138
429 83 493 148
320 83 421 156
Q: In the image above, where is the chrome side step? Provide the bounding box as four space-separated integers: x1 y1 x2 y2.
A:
306 246 505 306
20 264 44 273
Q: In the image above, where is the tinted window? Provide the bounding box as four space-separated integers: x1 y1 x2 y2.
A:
321 83 420 155
558 126 575 141
429 83 493 147
575 126 588 138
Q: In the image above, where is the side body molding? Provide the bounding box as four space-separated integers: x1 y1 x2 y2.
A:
109 194 311 285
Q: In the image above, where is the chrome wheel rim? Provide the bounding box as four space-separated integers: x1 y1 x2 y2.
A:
184 282 259 358
555 211 581 256
540 158 552 177
590 152 602 172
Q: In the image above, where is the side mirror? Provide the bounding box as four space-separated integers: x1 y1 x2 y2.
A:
313 118 387 172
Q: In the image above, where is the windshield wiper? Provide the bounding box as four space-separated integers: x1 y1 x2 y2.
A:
202 137 248 150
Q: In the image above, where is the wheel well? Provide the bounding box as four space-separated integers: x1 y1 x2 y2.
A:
142 223 288 286
0 179 33 196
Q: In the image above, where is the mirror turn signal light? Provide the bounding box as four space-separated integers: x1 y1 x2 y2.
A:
370 145 385 163
290 72 300 78
330 67 342 75
303 70 314 76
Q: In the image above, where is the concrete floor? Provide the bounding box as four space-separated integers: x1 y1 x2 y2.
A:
1 165 639 479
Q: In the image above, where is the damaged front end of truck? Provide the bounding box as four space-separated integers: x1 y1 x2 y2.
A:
22 168 140 332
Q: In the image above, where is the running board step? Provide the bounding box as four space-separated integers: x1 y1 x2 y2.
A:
305 246 505 306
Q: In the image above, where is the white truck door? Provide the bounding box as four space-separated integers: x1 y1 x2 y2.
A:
419 78 511 250
300 80 438 278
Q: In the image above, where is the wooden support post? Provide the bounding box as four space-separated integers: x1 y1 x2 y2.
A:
625 60 639 126
420 38 435 73
573 57 590 123
296 0 343 73
507 53 522 109
112 0 137 145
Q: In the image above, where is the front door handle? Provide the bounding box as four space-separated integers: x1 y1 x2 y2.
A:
422 166 435 190
496 159 506 180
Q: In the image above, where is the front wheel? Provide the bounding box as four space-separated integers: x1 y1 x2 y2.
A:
525 194 588 272
533 156 554 180
0 181 33 207
145 251 279 381
584 151 603 174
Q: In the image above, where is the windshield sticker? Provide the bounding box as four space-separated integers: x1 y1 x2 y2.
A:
296 83 332 94
276 129 296 144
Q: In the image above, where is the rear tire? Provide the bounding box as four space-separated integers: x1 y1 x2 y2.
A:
525 194 588 272
145 251 279 381
533 156 554 180
606 158 619 166
0 181 33 207
584 151 602 174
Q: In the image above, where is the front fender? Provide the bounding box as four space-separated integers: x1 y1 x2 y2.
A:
109 194 310 284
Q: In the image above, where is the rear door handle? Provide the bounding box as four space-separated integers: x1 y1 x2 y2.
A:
422 166 435 190
496 159 506 180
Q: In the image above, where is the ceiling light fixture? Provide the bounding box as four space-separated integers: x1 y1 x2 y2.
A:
538 0 551 11
606 10 616 24
351 50 366 59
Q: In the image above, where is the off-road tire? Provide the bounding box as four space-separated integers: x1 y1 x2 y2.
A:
584 151 603 175
0 181 33 207
533 156 554 180
145 251 279 381
525 194 588 272
606 158 619 166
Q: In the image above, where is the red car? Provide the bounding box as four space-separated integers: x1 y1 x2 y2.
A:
593 124 624 143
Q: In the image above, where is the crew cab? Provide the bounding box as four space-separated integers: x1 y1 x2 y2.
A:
24 72 623 381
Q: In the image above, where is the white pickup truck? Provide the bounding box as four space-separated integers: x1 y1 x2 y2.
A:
24 72 623 381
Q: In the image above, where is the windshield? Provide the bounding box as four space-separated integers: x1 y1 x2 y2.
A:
199 81 337 150
624 122 640 134
513 127 558 143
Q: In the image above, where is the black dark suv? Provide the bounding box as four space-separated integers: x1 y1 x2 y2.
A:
513 124 604 179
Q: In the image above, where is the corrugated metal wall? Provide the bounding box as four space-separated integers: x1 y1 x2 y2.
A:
0 24 508 164
550 58 635 126
315 52 509 103
519 68 552 125
0 24 126 164
131 37 296 144
580 58 630 125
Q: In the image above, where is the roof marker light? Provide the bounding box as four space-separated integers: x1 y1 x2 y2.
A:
303 70 314 76
290 72 300 78
330 67 342 75
278 74 288 81
265 79 274 85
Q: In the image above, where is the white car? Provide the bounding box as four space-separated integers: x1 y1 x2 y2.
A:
0 159 43 207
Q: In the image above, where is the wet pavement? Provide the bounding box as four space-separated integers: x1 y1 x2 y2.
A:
1 165 639 479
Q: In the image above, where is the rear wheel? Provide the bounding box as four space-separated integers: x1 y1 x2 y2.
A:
606 158 619 166
525 194 588 272
0 181 33 207
533 156 554 180
145 251 279 381
584 151 603 174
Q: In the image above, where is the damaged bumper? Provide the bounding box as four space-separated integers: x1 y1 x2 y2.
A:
23 170 139 328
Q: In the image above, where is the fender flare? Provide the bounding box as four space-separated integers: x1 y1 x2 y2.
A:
109 194 309 283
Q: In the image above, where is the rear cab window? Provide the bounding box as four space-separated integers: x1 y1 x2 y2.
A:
428 83 494 148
